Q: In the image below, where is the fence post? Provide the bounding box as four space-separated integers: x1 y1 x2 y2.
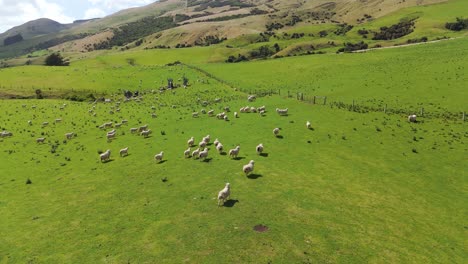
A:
324 97 327 105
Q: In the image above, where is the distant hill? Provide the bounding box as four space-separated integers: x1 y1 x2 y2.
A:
0 0 464 60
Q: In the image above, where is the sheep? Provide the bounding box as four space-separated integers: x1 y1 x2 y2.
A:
184 147 191 158
42 122 49 126
121 120 128 124
273 128 280 137
55 118 62 123
36 137 46 143
65 132 74 140
234 112 238 118
229 146 240 159
408 114 417 123
257 106 266 112
216 143 224 153
217 183 231 206
306 121 311 129
187 137 195 147
0 131 12 137
276 108 288 115
151 113 157 118
100 149 111 162
207 109 214 116
199 141 207 148
106 132 116 141
199 148 209 161
192 112 199 118
119 147 129 157
107 129 116 135
203 135 210 144
259 110 266 116
192 148 200 159
115 123 122 128
138 124 148 132
28 120 32 125
154 151 164 163
130 127 138 133
256 143 264 155
250 107 257 113
140 129 152 138
213 138 220 147
201 109 206 114
248 95 256 102
243 160 255 176
224 106 230 112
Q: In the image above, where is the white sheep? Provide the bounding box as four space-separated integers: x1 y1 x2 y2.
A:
217 183 231 206
42 122 49 126
36 137 46 143
223 115 229 121
107 132 116 140
130 127 138 133
28 120 32 125
140 129 151 138
216 143 224 153
199 148 209 161
192 112 199 118
213 138 220 147
256 143 264 155
65 132 74 140
203 135 210 144
199 141 207 148
408 114 417 123
306 121 311 129
55 118 62 123
187 137 195 147
207 109 214 116
100 149 111 162
192 148 200 159
276 108 288 115
273 128 280 137
0 131 12 137
224 106 231 112
243 160 255 176
234 112 238 118
154 151 164 163
119 147 129 157
184 147 191 158
229 146 240 159
138 124 148 132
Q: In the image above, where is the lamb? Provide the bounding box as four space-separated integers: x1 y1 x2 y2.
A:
36 137 46 143
276 108 288 115
248 95 256 102
213 138 220 147
100 149 111 162
306 121 311 129
229 146 240 159
256 143 264 155
187 137 195 147
216 143 224 153
408 114 417 123
119 147 129 157
243 160 255 176
154 151 164 163
184 147 191 158
217 183 231 206
140 129 152 138
65 132 74 140
198 148 209 161
192 148 200 159
224 106 230 112
273 127 280 137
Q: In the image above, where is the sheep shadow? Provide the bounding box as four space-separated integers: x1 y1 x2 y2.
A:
101 159 114 164
157 160 167 164
223 199 239 208
202 158 213 163
247 173 262 179
260 153 269 157
308 127 315 131
233 156 245 161
220 151 227 156
276 135 284 139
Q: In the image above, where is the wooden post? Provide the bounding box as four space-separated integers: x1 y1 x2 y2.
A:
323 97 327 105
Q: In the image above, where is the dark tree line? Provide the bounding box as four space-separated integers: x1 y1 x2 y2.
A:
445 17 468 31
372 20 415 40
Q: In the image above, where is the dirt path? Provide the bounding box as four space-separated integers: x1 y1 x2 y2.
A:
352 36 464 53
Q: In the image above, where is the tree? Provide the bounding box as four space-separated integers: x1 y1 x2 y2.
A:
45 53 69 66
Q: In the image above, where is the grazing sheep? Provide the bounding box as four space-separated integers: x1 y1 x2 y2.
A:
207 110 214 116
119 147 129 157
107 129 116 135
192 112 199 118
192 148 200 159
248 95 256 102
106 132 116 140
203 135 210 144
250 107 257 113
256 144 264 155
140 129 152 138
229 146 240 159
199 141 207 148
201 109 206 114
100 149 111 162
65 132 74 140
273 128 280 137
306 121 311 129
408 114 417 123
36 137 46 143
154 151 164 163
224 106 230 112
243 160 255 176
0 131 12 137
130 127 138 133
257 106 266 112
184 147 191 158
259 110 266 116
234 112 238 118
213 138 220 147
223 115 229 121
199 148 209 161
276 108 288 115
115 123 122 128
138 124 148 132
187 137 195 147
217 183 231 207
42 122 49 126
151 113 157 118
28 120 32 125
121 120 128 124
216 143 224 153
55 118 62 123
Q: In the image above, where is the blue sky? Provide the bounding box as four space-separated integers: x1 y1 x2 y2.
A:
0 0 157 33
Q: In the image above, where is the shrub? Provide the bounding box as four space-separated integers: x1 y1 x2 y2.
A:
372 20 415 40
445 17 468 31
45 53 69 66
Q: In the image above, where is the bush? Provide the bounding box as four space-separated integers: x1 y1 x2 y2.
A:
445 17 468 31
337 41 368 53
45 53 69 66
372 20 415 40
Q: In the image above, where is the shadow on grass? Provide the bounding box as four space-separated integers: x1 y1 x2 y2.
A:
157 160 167 164
247 173 262 179
308 127 315 131
233 156 245 161
120 153 131 158
276 135 284 139
202 158 213 163
260 153 269 157
223 199 239 207
220 151 227 156
101 159 114 163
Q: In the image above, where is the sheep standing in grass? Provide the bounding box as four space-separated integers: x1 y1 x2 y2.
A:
243 160 255 176
184 147 191 158
273 128 280 137
216 143 224 153
107 132 116 141
154 151 164 163
234 112 238 118
306 121 311 129
229 146 240 159
130 128 138 133
408 114 417 123
213 138 220 147
36 137 46 143
192 112 199 118
276 108 288 115
65 132 74 140
217 183 231 207
119 147 129 157
199 141 207 148
140 129 151 138
192 148 200 159
187 137 195 147
199 148 209 161
256 144 264 155
203 135 211 144
100 150 111 162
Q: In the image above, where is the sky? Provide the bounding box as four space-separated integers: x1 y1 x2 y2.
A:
0 0 157 33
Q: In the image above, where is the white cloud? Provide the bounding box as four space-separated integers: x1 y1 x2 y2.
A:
0 0 75 34
88 0 154 10
84 7 106 19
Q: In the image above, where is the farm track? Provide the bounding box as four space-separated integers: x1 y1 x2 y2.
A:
352 36 466 53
